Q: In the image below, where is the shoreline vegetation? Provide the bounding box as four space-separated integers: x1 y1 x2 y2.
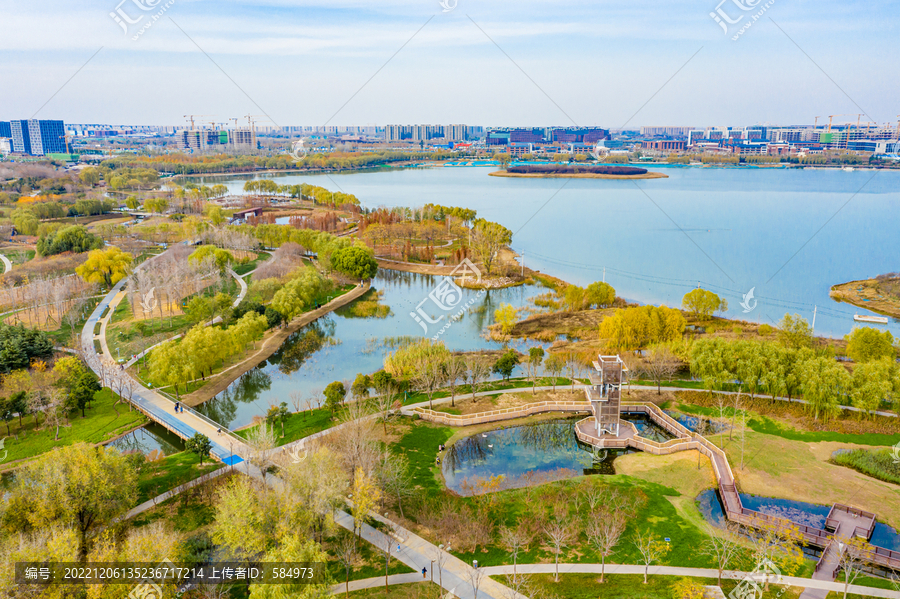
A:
830 276 900 320
489 169 668 179
489 164 668 179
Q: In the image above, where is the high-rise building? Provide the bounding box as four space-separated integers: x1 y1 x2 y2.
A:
0 122 10 139
7 120 66 155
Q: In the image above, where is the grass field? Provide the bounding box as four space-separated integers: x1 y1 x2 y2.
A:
135 450 223 503
830 447 900 486
0 388 147 469
234 406 335 446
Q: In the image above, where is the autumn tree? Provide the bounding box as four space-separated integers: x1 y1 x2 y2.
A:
633 529 670 584
777 313 813 349
702 523 742 587
76 247 133 288
681 288 727 321
846 326 895 363
2 443 137 560
470 219 512 275
494 303 518 336
350 467 381 539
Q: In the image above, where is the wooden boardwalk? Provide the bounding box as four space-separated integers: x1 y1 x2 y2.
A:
575 403 900 573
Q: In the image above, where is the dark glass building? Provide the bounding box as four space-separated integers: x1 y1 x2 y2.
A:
8 119 66 155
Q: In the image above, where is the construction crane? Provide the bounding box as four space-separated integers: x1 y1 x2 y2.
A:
814 116 821 128
243 114 271 133
58 135 71 154
827 114 854 133
183 114 214 130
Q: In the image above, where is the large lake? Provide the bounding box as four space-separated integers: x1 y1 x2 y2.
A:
199 165 900 338
186 165 900 428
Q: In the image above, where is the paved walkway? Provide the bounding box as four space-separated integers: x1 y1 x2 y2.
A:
333 504 526 599
335 565 900 598
81 274 243 462
0 253 11 274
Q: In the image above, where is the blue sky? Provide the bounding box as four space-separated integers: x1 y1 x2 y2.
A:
1 0 897 127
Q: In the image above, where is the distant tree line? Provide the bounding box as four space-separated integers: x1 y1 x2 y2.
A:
506 165 649 176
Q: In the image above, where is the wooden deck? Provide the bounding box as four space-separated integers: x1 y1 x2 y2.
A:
575 403 900 572
415 397 900 572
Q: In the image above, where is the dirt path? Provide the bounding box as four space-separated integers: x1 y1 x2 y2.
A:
181 282 370 406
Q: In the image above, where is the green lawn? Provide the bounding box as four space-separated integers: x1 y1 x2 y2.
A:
0 248 36 265
234 407 335 447
393 421 452 497
232 252 263 276
0 388 147 468
747 414 900 446
135 450 222 503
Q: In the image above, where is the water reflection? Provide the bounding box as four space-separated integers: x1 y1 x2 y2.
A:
443 418 636 495
697 488 900 553
105 422 185 456
201 270 551 428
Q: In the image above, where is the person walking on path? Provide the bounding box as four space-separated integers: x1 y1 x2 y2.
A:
421 567 427 580
175 402 180 413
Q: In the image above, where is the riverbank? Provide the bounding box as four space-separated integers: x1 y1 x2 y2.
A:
830 277 900 320
488 169 668 179
180 281 370 407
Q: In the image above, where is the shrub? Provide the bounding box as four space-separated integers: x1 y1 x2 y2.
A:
758 324 774 336
36 225 102 256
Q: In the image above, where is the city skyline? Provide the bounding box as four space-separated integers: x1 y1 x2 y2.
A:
1 0 896 127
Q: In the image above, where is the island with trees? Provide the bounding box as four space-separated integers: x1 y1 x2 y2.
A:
490 164 668 179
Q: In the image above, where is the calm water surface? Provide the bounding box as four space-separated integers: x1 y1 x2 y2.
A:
197 165 900 337
697 488 900 553
199 270 550 428
441 415 674 494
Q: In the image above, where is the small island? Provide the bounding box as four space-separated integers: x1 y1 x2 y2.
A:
830 273 900 319
489 164 668 179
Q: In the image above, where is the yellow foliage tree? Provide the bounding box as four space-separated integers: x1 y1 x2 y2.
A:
76 247 133 288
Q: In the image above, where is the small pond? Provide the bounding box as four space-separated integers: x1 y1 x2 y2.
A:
665 410 729 434
696 488 900 554
442 415 674 495
105 422 186 456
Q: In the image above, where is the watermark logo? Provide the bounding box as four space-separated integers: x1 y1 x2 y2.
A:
0 437 7 463
439 0 458 12
127 582 162 599
740 287 758 313
591 142 607 161
288 446 308 463
410 259 483 340
141 287 158 316
729 559 784 599
891 441 900 464
290 138 308 160
710 0 776 40
110 0 176 40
